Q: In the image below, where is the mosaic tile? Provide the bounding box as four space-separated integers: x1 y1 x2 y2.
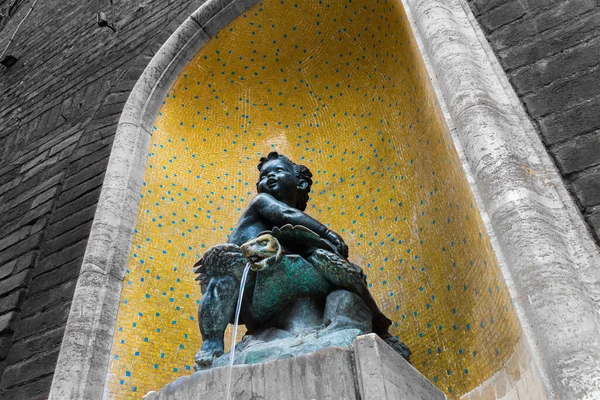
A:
107 0 521 397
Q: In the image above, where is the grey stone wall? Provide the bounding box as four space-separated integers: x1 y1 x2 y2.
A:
466 0 600 242
0 1 203 398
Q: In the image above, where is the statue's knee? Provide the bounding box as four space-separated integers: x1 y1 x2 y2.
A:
206 275 238 296
200 276 239 315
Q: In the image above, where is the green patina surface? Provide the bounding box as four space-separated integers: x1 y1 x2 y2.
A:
250 255 334 324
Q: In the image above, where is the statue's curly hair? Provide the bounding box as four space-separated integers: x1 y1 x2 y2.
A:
257 152 313 211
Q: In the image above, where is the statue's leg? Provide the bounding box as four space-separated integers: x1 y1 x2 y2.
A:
195 275 238 370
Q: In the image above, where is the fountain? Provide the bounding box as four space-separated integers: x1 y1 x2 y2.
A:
143 153 445 399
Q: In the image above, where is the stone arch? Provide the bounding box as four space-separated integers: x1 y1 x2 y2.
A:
48 1 261 398
50 0 600 398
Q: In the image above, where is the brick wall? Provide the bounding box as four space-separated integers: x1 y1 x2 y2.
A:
0 1 203 398
466 0 600 242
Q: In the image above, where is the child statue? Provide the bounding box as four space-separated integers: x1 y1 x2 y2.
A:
193 152 409 370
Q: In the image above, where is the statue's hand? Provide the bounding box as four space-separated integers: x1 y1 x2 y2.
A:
325 230 349 258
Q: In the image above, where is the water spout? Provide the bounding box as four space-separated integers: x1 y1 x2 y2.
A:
225 262 252 400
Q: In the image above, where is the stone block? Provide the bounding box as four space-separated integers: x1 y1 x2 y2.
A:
69 137 113 164
489 0 595 51
0 260 16 280
0 350 60 388
29 257 83 294
571 167 600 207
353 335 444 400
31 185 59 209
468 0 507 16
50 188 101 224
5 327 65 365
0 373 53 399
477 1 525 32
0 312 15 334
586 207 600 239
13 303 71 341
145 334 445 400
57 171 105 207
13 253 36 274
34 239 87 278
1 173 44 206
20 280 77 318
42 220 94 255
49 132 82 158
550 130 600 174
0 202 35 237
0 336 12 360
45 205 97 239
0 226 31 253
540 95 600 145
0 270 30 296
523 68 600 117
499 12 600 70
0 176 20 197
0 289 26 315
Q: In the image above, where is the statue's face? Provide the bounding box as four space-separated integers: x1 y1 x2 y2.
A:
257 158 298 200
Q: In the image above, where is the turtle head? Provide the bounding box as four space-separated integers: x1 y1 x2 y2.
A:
241 234 283 271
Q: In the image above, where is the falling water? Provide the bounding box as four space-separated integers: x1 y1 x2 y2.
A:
225 262 252 400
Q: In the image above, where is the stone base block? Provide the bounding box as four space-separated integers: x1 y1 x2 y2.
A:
144 334 445 400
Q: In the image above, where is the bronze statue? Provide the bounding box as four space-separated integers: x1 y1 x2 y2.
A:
193 152 409 370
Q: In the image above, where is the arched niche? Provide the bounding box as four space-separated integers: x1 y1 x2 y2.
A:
50 0 600 399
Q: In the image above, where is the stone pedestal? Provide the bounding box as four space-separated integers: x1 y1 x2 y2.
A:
144 334 445 400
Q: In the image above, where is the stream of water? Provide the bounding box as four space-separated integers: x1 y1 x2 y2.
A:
225 262 252 400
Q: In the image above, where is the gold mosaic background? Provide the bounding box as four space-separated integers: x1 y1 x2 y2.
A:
107 0 521 397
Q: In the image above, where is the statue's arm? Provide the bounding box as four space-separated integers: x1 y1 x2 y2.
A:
251 193 330 237
251 193 348 257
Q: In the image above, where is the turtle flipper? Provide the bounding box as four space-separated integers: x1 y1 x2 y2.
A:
193 243 246 293
308 249 391 334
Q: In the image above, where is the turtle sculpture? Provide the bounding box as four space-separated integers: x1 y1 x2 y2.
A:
241 224 394 335
194 224 410 369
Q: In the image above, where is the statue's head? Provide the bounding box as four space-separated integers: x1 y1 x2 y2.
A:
256 152 313 210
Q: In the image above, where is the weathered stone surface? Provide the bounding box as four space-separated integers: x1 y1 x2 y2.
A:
0 374 53 400
523 68 600 118
587 207 600 240
353 335 445 400
477 1 526 32
0 261 15 281
540 95 600 145
5 328 65 366
0 351 60 388
145 334 444 400
0 290 26 315
28 257 83 294
571 167 600 207
0 270 29 297
498 11 600 70
13 303 71 341
419 1 600 399
0 313 15 334
466 0 600 244
489 0 595 51
510 32 600 95
550 130 600 174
